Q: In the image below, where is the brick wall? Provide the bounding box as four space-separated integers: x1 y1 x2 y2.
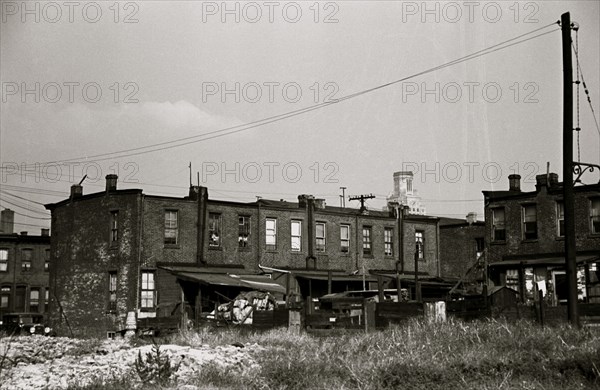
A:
0 235 50 317
440 223 485 278
48 191 142 338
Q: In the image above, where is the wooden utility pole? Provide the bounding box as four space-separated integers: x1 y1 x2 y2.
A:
349 194 375 212
340 187 347 208
561 11 579 327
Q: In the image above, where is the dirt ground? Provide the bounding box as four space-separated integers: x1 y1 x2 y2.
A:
0 335 261 389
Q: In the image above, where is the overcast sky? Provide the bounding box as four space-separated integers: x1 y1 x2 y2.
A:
1 0 599 232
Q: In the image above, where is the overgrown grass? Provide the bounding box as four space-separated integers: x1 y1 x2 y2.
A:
74 319 600 389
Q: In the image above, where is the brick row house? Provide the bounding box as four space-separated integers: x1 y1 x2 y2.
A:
44 175 454 337
484 173 600 305
0 209 51 320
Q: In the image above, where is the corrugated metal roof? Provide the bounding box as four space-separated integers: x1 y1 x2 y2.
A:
489 255 599 268
173 271 286 294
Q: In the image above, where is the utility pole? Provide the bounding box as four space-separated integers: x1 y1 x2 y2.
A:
340 187 347 208
561 11 579 327
414 242 421 302
349 194 375 213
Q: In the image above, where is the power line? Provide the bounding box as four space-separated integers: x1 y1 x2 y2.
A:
0 197 51 217
3 22 560 169
0 190 47 206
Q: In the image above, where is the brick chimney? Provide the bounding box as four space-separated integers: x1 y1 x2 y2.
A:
466 212 478 225
41 228 50 237
314 199 326 209
106 174 118 192
535 174 549 191
70 184 83 199
20 231 28 236
508 174 521 192
548 173 559 188
0 209 15 233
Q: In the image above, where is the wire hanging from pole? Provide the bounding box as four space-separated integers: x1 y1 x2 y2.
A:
574 24 581 162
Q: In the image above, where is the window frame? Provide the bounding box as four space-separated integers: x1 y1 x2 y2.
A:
557 201 565 237
108 271 117 313
415 231 424 260
164 210 178 245
110 210 119 243
1 286 10 309
492 208 506 242
29 288 40 313
208 212 222 248
340 225 350 253
291 220 302 252
384 227 393 256
21 249 32 272
362 226 372 256
591 198 600 235
315 222 326 252
522 204 538 240
140 271 156 311
0 249 8 272
265 218 277 250
238 215 251 248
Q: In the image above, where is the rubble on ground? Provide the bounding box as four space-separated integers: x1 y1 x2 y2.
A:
0 336 262 389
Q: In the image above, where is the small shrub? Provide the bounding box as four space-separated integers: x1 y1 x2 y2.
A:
134 339 180 386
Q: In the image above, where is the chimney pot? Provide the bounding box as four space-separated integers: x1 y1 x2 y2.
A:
508 174 521 192
466 212 478 225
70 184 83 199
535 174 549 190
0 209 15 234
106 174 118 192
41 228 50 237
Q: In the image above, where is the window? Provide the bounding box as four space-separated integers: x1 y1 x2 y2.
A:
1 286 10 309
291 220 302 252
45 288 49 312
506 269 520 292
407 178 413 193
208 213 221 248
141 271 155 310
110 211 119 242
384 228 393 256
415 231 424 260
522 204 538 240
362 227 372 255
591 199 600 234
239 216 250 248
492 208 506 241
266 218 277 250
475 237 485 259
0 249 7 272
29 288 39 313
340 225 350 253
44 249 50 272
557 201 565 237
164 210 178 245
21 249 32 272
108 271 117 312
316 223 326 252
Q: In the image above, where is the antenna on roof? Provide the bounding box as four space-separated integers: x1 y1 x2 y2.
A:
189 162 192 187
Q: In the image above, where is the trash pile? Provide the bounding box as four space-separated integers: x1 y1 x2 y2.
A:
215 291 277 324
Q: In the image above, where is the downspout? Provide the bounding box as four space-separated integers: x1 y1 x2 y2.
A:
257 201 261 270
436 219 441 277
307 196 315 268
136 193 144 312
197 187 208 265
354 213 360 271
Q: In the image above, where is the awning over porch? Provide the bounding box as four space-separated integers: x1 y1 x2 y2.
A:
489 255 600 268
161 267 286 295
